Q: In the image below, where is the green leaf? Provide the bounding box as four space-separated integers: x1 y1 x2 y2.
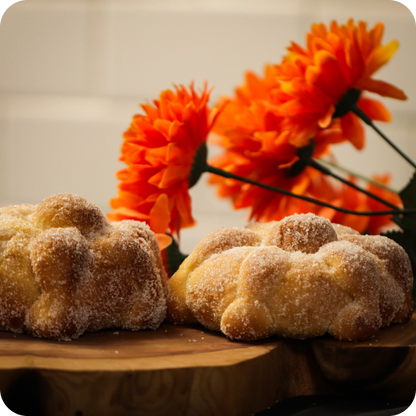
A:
393 171 416 305
399 171 416 209
392 214 416 235
165 237 188 277
396 171 416 232
383 229 416 305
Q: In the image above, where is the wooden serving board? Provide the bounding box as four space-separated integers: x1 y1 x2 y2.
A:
0 313 415 416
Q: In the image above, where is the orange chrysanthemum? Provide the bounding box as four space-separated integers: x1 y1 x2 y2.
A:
209 92 334 222
108 83 219 238
209 67 343 223
274 19 407 149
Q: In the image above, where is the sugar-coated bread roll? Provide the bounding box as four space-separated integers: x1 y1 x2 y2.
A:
166 213 413 341
0 193 168 340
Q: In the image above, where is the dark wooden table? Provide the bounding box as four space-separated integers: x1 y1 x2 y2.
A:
0 313 415 416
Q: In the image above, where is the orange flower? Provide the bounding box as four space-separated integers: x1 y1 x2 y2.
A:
108 83 219 237
209 70 339 223
274 19 407 149
209 99 335 222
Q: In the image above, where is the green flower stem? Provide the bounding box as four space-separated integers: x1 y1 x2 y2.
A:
309 159 399 209
317 158 398 193
205 163 416 217
352 103 416 170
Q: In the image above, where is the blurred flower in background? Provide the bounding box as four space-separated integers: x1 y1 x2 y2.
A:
209 19 405 234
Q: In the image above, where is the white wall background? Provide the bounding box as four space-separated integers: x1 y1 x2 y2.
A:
0 0 415 252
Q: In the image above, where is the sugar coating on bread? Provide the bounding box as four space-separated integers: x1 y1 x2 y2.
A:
166 213 413 341
0 193 168 340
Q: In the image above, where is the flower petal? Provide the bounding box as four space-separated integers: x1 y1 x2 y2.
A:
110 206 149 221
357 97 391 122
354 77 407 100
149 193 171 234
340 112 365 150
318 105 335 128
155 233 172 250
365 41 399 76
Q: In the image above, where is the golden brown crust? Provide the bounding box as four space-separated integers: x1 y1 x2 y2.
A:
166 227 262 324
0 193 168 340
167 213 414 341
266 214 338 253
338 234 414 325
31 193 108 238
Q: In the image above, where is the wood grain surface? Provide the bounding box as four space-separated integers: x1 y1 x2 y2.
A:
0 313 415 416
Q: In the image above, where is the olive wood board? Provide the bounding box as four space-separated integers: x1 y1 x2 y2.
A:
0 313 415 416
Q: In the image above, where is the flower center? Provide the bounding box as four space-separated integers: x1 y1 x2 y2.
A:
286 140 315 177
333 88 362 118
189 142 208 188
